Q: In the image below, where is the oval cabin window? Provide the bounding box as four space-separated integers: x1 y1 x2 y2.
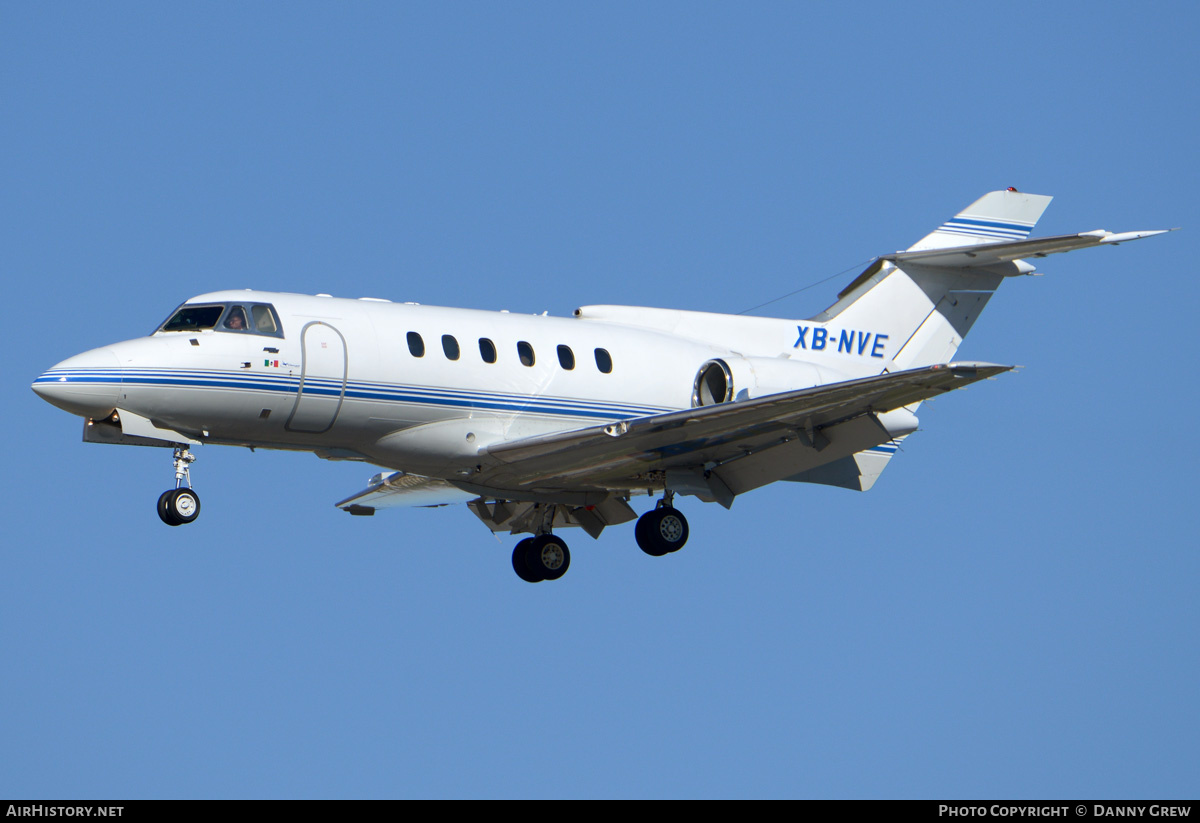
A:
479 338 497 364
407 332 425 357
594 348 613 374
557 345 575 370
517 341 535 367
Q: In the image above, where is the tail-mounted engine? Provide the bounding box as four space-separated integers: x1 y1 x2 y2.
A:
691 356 852 407
692 360 733 406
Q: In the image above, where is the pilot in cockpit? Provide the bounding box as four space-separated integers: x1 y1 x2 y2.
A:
223 306 247 330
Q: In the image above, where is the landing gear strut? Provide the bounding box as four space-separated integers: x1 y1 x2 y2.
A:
635 491 689 557
157 445 201 527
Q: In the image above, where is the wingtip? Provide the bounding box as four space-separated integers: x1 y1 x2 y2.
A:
943 362 1014 380
945 360 1014 369
1099 229 1175 244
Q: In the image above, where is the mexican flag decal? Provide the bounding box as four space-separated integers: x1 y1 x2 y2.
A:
263 359 281 368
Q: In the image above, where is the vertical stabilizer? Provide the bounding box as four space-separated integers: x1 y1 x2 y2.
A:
908 189 1053 251
813 190 1054 371
793 190 1170 494
800 190 1053 493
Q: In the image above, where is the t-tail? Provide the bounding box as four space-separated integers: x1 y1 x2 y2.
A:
815 189 1056 373
790 188 1171 492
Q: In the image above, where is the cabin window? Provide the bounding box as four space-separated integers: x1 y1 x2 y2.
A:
442 334 460 361
160 305 224 332
594 348 613 374
517 341 535 367
479 338 497 364
557 345 575 370
407 331 425 357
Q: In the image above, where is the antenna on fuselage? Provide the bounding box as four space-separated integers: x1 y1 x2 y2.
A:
735 257 874 316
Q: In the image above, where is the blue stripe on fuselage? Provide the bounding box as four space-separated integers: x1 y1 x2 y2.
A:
36 367 671 421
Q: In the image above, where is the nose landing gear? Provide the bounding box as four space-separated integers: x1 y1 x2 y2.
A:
157 446 201 527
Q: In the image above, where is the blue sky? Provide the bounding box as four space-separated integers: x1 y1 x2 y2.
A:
3 2 1196 798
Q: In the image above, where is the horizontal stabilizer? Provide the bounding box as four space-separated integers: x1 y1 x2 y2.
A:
887 228 1173 269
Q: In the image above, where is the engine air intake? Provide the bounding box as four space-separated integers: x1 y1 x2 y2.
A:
693 359 733 407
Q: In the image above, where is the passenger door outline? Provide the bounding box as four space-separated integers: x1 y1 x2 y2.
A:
285 321 348 434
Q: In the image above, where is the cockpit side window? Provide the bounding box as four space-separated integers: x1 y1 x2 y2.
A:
251 305 280 334
222 305 250 331
159 304 225 332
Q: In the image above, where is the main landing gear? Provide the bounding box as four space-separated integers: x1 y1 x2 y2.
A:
508 494 691 581
512 534 571 583
635 492 689 557
511 504 572 583
157 445 201 527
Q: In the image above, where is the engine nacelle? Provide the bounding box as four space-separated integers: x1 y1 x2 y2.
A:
691 356 856 406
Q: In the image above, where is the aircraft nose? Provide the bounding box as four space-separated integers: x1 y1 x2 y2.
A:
31 346 123 418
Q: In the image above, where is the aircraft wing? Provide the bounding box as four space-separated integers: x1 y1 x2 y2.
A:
479 361 1010 499
885 229 1172 269
336 470 477 514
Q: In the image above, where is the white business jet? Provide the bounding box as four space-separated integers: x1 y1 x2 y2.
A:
32 190 1168 582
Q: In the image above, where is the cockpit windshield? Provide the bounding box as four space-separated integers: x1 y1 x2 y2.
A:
158 302 283 337
160 305 224 332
